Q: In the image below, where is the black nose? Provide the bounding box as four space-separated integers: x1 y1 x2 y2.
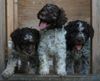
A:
77 39 82 42
77 38 83 42
27 50 32 54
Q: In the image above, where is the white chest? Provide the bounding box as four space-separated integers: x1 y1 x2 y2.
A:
40 28 67 55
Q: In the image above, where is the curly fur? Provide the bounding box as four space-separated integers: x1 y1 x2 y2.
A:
65 20 94 74
37 4 67 75
37 4 67 30
2 27 40 78
66 39 91 74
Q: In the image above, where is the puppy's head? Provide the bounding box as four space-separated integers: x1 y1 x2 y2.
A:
37 4 67 30
11 27 40 56
66 20 94 51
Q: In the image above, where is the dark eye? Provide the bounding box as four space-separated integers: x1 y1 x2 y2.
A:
70 29 78 33
41 11 46 15
83 29 88 33
31 42 35 45
75 30 78 33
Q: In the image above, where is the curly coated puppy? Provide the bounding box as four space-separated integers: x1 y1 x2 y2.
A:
2 27 40 78
37 4 67 75
65 20 94 75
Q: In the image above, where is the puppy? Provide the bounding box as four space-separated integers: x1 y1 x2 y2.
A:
37 4 67 75
65 20 94 74
2 27 40 78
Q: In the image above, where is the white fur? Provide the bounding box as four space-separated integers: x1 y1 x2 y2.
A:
77 22 85 41
38 27 67 75
78 21 84 32
24 34 33 42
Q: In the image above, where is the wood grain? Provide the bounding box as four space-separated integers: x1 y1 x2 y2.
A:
18 0 91 27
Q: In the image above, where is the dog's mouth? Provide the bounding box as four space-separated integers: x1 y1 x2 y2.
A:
74 42 83 51
23 51 35 56
38 20 49 30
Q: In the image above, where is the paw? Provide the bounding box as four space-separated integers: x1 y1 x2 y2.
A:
2 68 14 79
57 69 67 76
28 68 36 74
39 68 49 75
80 70 89 75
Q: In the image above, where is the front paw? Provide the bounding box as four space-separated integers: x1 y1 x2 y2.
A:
57 69 67 76
39 68 49 75
2 68 14 79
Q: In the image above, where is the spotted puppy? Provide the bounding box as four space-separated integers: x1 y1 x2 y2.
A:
37 4 67 75
65 20 94 75
2 27 40 78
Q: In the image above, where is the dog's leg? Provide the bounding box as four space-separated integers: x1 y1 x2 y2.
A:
81 47 90 74
25 62 36 74
2 54 17 79
80 56 89 75
66 51 74 75
80 62 89 74
66 60 74 74
39 53 49 75
56 49 67 76
38 41 50 75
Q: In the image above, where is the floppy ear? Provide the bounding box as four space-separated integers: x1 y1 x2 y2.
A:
65 21 74 32
31 29 40 50
37 9 41 19
37 4 47 19
57 8 68 26
31 29 40 43
65 21 74 51
87 24 94 39
10 28 21 46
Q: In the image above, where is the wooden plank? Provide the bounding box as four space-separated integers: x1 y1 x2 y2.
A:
92 0 100 74
0 75 100 81
13 0 18 29
0 0 6 73
7 0 18 49
18 0 90 27
7 0 14 41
